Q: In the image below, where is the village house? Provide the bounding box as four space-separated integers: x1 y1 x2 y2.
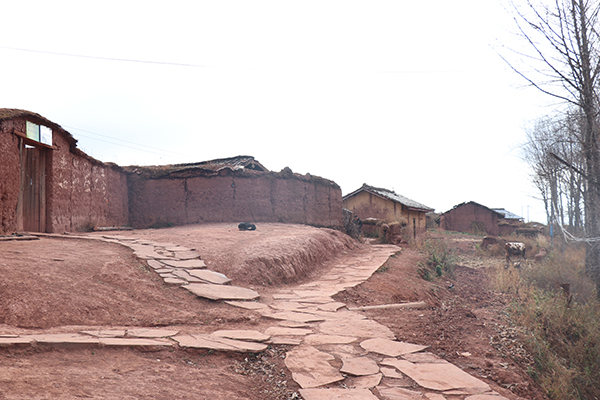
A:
342 184 434 238
439 201 524 236
0 109 343 234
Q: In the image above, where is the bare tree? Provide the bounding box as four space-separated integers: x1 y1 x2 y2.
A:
506 0 600 299
522 112 585 233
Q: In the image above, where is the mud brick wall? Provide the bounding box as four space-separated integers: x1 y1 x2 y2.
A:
127 169 343 229
439 202 499 236
0 121 22 234
46 131 129 233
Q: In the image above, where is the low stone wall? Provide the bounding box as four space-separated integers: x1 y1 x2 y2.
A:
127 168 343 229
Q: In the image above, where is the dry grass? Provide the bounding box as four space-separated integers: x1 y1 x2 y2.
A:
492 238 600 399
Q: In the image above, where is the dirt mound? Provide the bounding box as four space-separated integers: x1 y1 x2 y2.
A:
113 223 359 286
0 223 358 329
0 238 257 329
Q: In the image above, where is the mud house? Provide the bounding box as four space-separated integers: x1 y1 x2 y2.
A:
342 184 434 238
0 109 129 234
438 201 523 236
125 159 343 229
0 109 342 235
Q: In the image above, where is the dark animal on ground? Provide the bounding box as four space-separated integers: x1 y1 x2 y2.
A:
481 236 499 249
238 222 257 231
534 248 548 263
505 242 526 268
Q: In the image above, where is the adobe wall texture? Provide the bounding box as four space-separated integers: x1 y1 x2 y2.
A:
127 168 343 229
1 111 343 234
439 203 499 236
0 114 129 234
45 131 129 232
0 121 22 234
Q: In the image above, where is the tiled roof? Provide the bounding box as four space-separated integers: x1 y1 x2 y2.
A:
344 184 434 212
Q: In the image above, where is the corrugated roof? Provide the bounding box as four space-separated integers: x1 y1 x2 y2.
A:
492 208 523 220
344 184 434 212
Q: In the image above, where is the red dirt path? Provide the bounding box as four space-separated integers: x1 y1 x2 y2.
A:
0 224 546 399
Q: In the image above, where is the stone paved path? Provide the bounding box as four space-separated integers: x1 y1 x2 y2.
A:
3 233 511 400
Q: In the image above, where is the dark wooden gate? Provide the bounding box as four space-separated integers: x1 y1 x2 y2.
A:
21 146 46 232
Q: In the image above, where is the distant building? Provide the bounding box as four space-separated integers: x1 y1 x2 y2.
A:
342 184 434 238
439 201 524 236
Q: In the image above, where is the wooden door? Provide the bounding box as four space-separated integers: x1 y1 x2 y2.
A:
21 146 46 232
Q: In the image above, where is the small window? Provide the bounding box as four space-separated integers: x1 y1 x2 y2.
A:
26 121 52 146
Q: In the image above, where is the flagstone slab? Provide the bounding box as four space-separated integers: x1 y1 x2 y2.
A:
172 269 203 282
102 235 138 241
80 330 127 338
299 388 379 400
381 358 491 393
126 328 179 338
269 301 311 311
164 277 187 285
340 357 380 376
261 311 325 323
345 373 382 389
99 338 173 347
291 297 335 304
316 302 346 312
319 318 395 339
147 260 165 269
464 394 510 400
28 334 101 345
187 269 231 285
303 334 357 345
425 393 447 400
278 320 313 328
173 334 267 352
380 367 405 379
264 327 313 336
161 259 207 269
360 338 428 357
185 283 260 300
225 300 269 311
0 336 34 345
172 250 202 260
271 293 300 300
401 352 446 364
135 251 167 260
268 337 303 345
376 386 424 400
211 330 270 342
285 345 344 388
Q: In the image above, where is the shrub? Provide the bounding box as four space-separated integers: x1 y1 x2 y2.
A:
417 238 456 280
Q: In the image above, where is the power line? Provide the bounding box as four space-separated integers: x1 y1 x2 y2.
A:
0 45 459 75
0 45 211 68
66 125 190 158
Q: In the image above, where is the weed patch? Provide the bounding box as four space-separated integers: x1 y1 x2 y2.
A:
417 238 456 280
493 241 600 399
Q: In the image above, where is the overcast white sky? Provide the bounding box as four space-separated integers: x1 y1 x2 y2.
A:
1 1 556 223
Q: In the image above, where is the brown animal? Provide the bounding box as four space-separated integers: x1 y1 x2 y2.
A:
534 248 548 263
481 236 499 249
505 242 526 267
